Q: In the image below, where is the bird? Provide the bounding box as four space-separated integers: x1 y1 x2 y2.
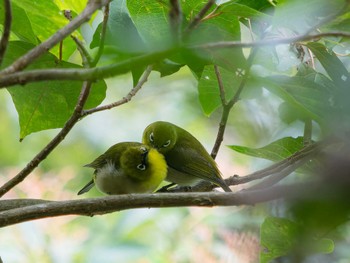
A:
78 142 167 195
142 121 231 192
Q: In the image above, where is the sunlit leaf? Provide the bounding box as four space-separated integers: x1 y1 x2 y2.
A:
228 137 304 161
0 1 37 44
12 0 76 59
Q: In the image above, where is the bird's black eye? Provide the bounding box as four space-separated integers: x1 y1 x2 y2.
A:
163 140 171 148
149 132 154 142
137 164 146 171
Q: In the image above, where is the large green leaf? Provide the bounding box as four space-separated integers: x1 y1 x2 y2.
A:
127 0 172 51
185 2 246 75
91 0 145 54
198 65 242 116
262 75 332 125
0 1 37 44
228 137 304 161
260 217 334 262
4 41 106 140
12 0 76 60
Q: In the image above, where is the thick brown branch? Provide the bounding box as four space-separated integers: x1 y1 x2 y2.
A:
0 0 110 75
0 0 12 67
0 182 319 227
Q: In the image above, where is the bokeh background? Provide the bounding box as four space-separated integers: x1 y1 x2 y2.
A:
0 65 281 262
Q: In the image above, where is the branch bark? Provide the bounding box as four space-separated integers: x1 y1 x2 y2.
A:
0 0 12 67
0 181 320 227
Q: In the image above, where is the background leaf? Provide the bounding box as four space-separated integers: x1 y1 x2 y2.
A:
228 137 304 161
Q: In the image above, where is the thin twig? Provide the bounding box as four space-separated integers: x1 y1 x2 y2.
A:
0 0 12 67
92 3 110 66
191 31 350 50
82 65 153 116
211 49 258 159
71 35 93 67
0 81 92 197
214 65 226 105
186 0 215 31
0 0 110 75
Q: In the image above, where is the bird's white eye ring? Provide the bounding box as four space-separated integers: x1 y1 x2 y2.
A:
140 146 147 153
149 132 154 142
163 140 171 148
137 164 146 171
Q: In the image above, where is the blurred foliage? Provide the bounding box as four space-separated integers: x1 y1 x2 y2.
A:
0 0 350 262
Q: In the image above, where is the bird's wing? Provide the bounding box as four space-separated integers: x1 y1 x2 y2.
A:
166 143 223 184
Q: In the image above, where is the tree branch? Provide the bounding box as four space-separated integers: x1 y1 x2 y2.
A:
0 181 321 227
82 65 153 116
191 31 350 50
0 0 12 67
211 49 258 159
0 0 110 75
0 49 173 88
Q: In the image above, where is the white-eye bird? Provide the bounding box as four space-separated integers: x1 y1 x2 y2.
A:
78 142 167 195
142 121 231 192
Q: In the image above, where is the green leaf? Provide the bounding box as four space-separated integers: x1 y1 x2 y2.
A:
217 2 271 20
12 0 77 60
53 0 88 14
185 3 246 73
0 1 37 44
228 137 304 161
198 65 242 116
272 0 345 34
307 42 350 89
260 217 299 263
127 0 172 51
261 216 335 262
91 0 145 54
4 42 106 139
262 75 332 125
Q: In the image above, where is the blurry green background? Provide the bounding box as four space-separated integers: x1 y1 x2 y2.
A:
0 66 277 263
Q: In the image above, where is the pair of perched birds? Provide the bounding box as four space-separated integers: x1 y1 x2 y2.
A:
78 121 231 195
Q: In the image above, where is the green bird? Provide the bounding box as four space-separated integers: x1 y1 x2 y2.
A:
142 121 232 192
78 142 167 195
